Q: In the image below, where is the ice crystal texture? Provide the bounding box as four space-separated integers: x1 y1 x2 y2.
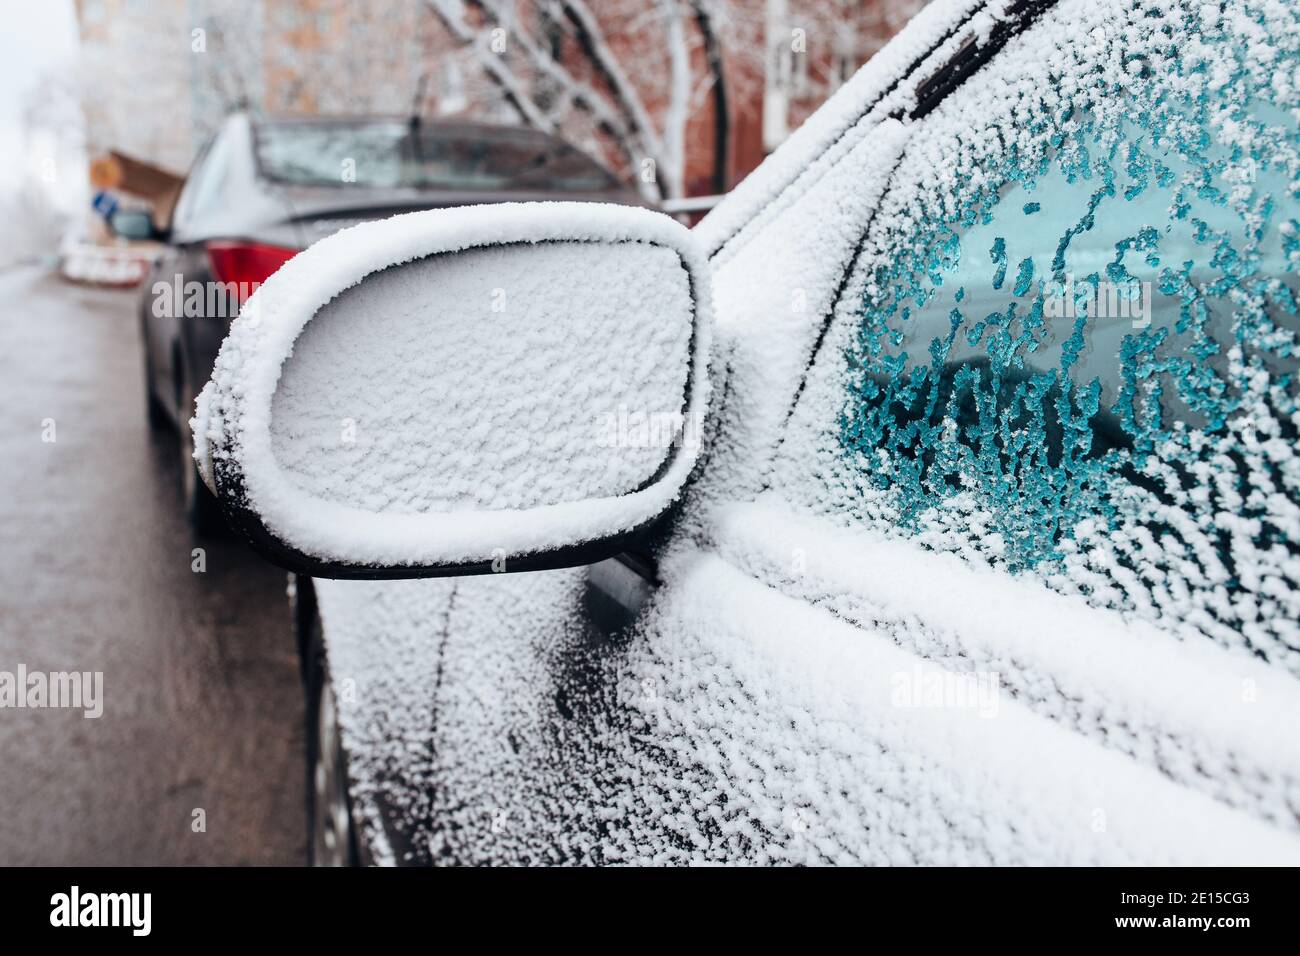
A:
834 0 1300 671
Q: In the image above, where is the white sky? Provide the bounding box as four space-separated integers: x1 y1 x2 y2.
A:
0 0 82 207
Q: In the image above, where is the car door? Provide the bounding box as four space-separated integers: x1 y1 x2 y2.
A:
316 0 1300 865
632 0 1297 864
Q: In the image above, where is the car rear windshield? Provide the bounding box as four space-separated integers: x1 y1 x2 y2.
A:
253 120 622 192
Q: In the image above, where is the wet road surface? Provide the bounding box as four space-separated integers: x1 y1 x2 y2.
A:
0 267 305 865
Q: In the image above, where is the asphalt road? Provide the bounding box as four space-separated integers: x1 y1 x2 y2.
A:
0 266 305 865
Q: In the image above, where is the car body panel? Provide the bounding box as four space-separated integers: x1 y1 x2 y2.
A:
310 0 1300 864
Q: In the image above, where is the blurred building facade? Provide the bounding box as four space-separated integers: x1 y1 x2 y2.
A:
73 0 923 195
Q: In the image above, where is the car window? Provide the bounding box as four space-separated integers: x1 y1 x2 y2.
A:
779 0 1298 670
253 120 621 192
173 130 235 228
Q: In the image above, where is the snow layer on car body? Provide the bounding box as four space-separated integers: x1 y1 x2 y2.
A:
713 495 1300 830
319 550 1300 864
315 0 1300 864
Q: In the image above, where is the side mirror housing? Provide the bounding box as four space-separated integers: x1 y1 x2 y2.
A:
193 202 712 579
108 208 164 242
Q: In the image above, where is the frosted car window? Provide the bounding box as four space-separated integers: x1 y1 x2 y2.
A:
175 130 235 226
831 0 1298 669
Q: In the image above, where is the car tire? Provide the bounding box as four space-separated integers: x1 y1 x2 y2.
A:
176 367 224 536
305 606 359 867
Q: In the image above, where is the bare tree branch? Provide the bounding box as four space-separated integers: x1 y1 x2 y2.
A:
691 0 730 194
556 0 664 165
471 0 638 152
425 0 555 132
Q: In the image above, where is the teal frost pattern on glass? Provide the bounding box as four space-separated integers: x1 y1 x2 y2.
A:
839 0 1300 660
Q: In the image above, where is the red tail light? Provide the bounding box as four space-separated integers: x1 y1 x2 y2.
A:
206 240 298 288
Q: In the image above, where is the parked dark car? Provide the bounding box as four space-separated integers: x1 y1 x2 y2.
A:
115 113 642 533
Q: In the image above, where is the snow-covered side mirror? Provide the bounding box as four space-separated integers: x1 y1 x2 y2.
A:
193 202 711 579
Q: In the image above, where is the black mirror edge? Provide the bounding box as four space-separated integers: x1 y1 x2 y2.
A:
219 490 665 581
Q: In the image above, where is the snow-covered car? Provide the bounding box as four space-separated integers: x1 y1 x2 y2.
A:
123 113 641 534
195 0 1300 865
